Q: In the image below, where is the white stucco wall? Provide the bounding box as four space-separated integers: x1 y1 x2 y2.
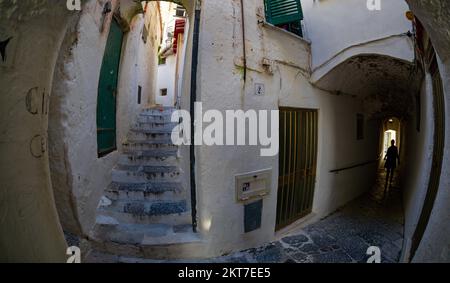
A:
302 0 412 67
0 1 73 262
412 56 450 262
405 0 450 263
400 73 434 261
193 0 380 257
156 55 177 106
117 5 161 147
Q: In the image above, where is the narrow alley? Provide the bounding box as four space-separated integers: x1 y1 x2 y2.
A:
86 168 404 263
1 0 449 264
216 168 404 263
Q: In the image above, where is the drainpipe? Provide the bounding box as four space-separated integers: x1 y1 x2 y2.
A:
240 0 247 82
189 1 201 233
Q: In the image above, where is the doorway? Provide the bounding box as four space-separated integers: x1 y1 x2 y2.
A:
276 108 318 231
97 18 124 157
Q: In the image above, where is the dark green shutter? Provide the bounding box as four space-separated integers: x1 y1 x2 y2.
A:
265 0 303 26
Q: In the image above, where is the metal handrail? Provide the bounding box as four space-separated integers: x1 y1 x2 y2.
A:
330 158 380 173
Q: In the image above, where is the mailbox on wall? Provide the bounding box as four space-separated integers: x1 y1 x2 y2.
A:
235 168 272 203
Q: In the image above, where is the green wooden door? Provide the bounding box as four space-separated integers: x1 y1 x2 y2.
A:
97 19 124 156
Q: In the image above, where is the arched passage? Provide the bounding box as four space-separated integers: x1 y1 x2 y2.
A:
46 0 196 257
0 0 195 262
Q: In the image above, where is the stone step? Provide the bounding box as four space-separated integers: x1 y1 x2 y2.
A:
97 206 191 226
118 154 179 166
104 189 185 203
115 164 180 173
99 199 188 217
123 148 178 158
137 115 174 124
112 168 181 183
140 108 175 116
130 127 177 135
125 138 175 145
134 121 179 130
122 142 177 152
108 181 184 194
105 181 185 202
131 122 178 133
127 131 174 142
90 222 203 260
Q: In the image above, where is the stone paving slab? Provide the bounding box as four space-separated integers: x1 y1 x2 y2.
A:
87 170 404 263
209 170 404 263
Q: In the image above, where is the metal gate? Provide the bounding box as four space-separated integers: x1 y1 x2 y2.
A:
276 108 318 231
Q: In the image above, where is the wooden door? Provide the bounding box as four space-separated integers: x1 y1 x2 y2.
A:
97 19 124 156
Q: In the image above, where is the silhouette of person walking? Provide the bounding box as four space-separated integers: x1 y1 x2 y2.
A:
384 140 400 191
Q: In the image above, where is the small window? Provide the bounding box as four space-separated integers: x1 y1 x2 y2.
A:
160 88 168 97
138 86 142 105
416 94 421 132
142 25 148 44
357 114 364 140
265 0 304 37
158 56 166 65
175 5 186 17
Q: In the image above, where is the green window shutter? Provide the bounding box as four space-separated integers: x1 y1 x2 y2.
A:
265 0 303 26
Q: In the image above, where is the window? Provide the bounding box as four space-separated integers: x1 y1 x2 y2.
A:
158 56 166 65
138 86 142 105
142 25 148 44
265 0 304 37
416 93 421 132
175 5 186 17
356 114 364 140
160 88 168 97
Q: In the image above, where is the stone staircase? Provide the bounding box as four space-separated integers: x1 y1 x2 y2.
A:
89 107 203 260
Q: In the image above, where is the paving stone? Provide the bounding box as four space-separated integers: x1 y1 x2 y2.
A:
336 235 370 262
281 234 309 248
299 243 321 255
311 251 353 263
331 244 341 250
320 246 333 253
291 252 311 263
249 242 286 263
117 168 405 263
381 242 401 262
356 230 390 247
307 229 337 247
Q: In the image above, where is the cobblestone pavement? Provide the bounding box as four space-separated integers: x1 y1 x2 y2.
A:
207 168 405 263
88 168 404 263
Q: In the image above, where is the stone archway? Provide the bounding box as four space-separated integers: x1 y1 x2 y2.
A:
0 0 195 262
0 1 79 262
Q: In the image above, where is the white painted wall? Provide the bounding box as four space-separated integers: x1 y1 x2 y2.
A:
155 2 188 107
117 6 161 147
412 56 450 262
193 0 380 257
0 0 73 262
400 73 434 261
156 55 177 106
302 0 412 68
405 0 450 263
